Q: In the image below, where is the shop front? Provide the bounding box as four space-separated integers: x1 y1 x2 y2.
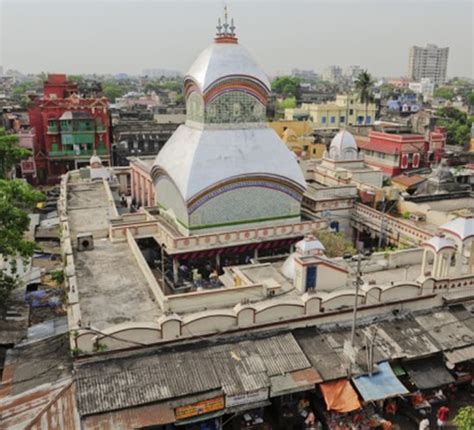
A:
270 367 323 430
318 379 362 430
351 361 410 429
401 356 455 415
223 388 272 429
174 396 225 430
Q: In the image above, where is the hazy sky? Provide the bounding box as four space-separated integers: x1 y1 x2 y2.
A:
1 0 472 78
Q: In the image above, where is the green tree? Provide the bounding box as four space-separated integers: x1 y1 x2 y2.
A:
0 129 31 179
278 97 297 110
102 82 126 102
0 129 44 308
466 91 474 106
453 406 474 430
11 81 38 108
0 180 43 308
68 74 85 84
314 230 356 258
271 76 301 97
436 107 473 147
355 70 375 124
434 86 455 100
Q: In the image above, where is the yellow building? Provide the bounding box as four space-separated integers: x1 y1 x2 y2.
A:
470 124 474 152
285 94 377 129
268 120 326 159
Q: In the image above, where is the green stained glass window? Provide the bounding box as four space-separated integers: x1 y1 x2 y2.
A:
205 92 266 124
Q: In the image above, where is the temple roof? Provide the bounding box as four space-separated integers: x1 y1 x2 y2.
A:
423 235 456 252
439 217 474 242
296 237 325 255
329 130 358 161
153 124 306 202
185 42 271 93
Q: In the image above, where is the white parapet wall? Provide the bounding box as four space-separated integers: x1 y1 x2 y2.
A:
69 272 474 354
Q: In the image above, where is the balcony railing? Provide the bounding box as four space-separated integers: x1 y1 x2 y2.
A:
49 147 109 158
49 149 95 157
47 126 59 134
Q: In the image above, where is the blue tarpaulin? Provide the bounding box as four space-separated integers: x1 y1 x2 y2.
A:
352 362 409 402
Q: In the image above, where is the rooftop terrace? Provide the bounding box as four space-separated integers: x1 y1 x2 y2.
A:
75 239 161 330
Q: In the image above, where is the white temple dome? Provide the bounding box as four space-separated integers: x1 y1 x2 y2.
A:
423 234 456 253
152 11 306 235
185 43 271 93
328 130 359 161
439 217 474 242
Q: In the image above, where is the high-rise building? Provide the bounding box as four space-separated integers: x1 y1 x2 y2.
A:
408 44 449 84
322 65 343 83
345 65 363 82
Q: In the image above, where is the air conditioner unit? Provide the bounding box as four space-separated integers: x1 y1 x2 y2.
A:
77 233 94 251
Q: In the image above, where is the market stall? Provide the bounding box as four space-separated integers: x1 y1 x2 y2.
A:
352 362 409 403
318 379 362 429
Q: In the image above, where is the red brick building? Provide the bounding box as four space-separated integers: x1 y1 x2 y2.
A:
356 129 444 177
28 74 110 184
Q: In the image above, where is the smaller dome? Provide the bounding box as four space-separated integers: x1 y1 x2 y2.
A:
439 216 474 242
423 234 456 253
295 237 325 255
328 130 358 161
282 128 298 142
90 153 103 168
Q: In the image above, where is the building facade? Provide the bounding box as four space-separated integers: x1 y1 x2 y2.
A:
357 130 427 176
28 74 110 184
408 44 449 84
285 95 376 129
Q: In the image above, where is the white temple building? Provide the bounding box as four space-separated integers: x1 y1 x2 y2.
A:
152 15 306 235
314 130 384 189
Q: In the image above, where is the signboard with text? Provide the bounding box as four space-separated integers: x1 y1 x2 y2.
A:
174 396 224 420
20 158 36 175
225 388 269 408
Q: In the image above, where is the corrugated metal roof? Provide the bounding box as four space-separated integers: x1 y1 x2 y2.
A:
75 332 311 417
414 309 474 351
403 356 455 390
294 327 347 381
4 334 73 396
369 316 440 360
444 344 474 364
76 348 221 416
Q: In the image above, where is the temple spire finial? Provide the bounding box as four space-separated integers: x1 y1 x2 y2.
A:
214 4 238 43
223 5 229 34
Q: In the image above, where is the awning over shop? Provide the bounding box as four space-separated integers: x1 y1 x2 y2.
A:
320 380 361 413
175 238 300 260
352 362 409 402
391 363 407 377
403 357 455 390
444 345 474 364
225 400 272 415
270 367 322 397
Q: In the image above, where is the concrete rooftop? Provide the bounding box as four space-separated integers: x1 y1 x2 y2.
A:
74 239 161 330
67 180 115 238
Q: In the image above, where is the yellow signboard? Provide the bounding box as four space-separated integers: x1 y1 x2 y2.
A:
175 396 225 420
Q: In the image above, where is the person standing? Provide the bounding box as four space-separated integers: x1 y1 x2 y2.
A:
419 412 430 430
437 405 449 429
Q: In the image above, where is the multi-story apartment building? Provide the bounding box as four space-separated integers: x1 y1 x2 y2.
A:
285 94 377 129
28 74 110 184
408 44 449 84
